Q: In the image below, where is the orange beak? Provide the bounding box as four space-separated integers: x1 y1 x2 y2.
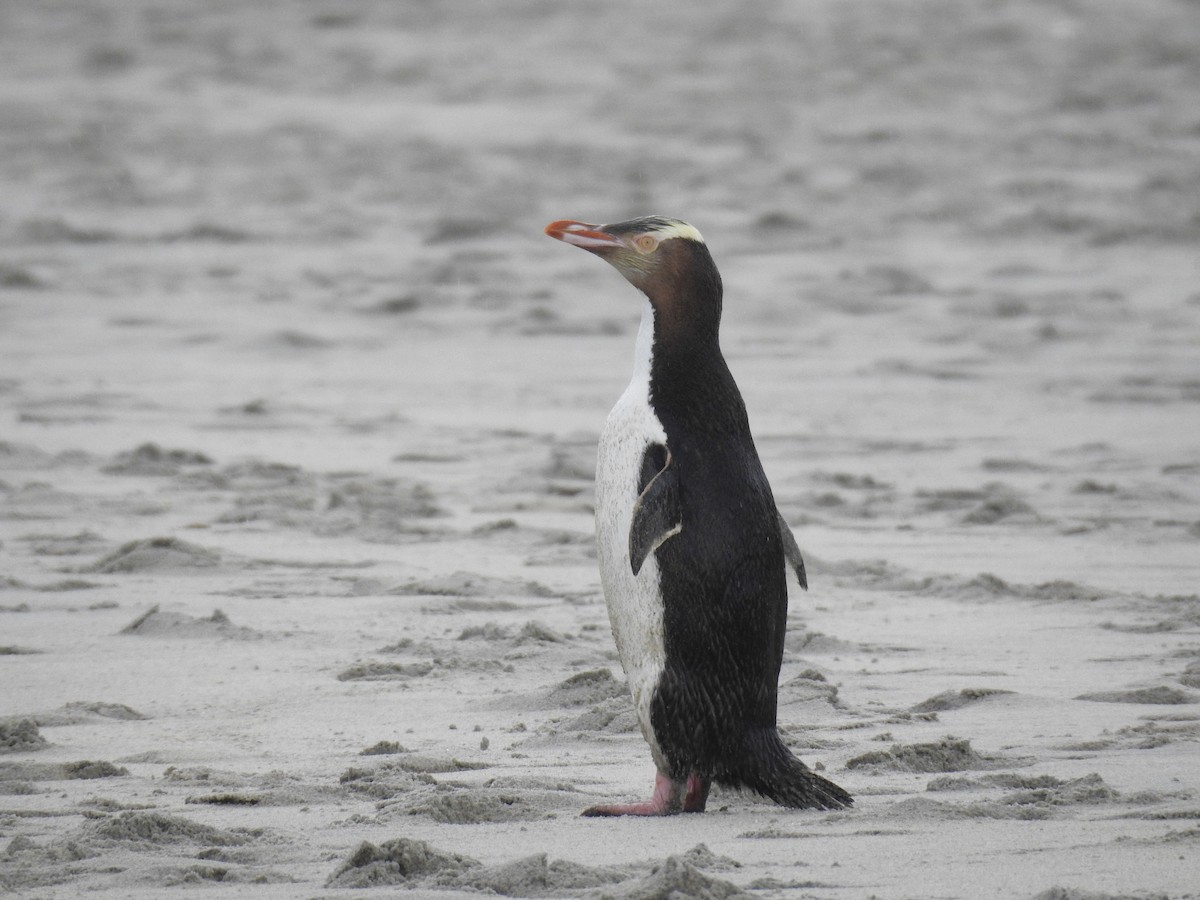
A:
544 220 625 251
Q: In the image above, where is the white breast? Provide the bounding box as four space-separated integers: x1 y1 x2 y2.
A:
594 299 668 767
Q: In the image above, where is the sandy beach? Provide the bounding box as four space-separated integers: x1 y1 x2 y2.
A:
2 1 1199 897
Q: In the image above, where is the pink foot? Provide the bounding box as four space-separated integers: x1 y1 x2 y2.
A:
581 770 684 817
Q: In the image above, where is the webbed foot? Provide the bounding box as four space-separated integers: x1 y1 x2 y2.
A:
581 770 712 816
582 770 684 817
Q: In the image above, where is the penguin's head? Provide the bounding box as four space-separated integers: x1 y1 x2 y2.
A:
544 216 722 333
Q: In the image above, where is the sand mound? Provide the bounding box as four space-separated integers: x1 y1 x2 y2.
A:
343 768 575 824
457 620 570 646
846 738 1007 773
880 773 1126 822
912 688 1015 712
517 669 639 738
1 578 99 594
338 763 436 800
86 537 221 574
162 766 245 787
0 719 48 753
458 622 513 641
120 606 261 639
186 786 338 807
0 440 56 467
1181 660 1200 689
32 701 148 726
337 650 522 683
327 838 477 888
556 698 640 735
1 835 98 893
327 839 747 897
588 856 750 900
359 740 408 756
675 845 743 872
514 620 569 643
372 755 487 774
547 669 627 707
1002 774 1120 807
914 572 1113 604
1031 889 1170 900
780 669 840 705
0 760 127 781
159 863 298 887
928 773 1070 792
884 796 1057 821
59 760 129 779
337 660 436 681
84 811 249 847
457 853 626 896
391 570 556 599
101 443 212 476
62 701 147 721
215 463 442 541
1076 686 1196 705
961 487 1040 525
159 767 340 807
929 773 1120 807
403 787 542 824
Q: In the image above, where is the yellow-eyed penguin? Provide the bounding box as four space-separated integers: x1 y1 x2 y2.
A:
544 216 852 815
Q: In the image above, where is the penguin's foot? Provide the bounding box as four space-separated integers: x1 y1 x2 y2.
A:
582 770 687 817
683 773 710 813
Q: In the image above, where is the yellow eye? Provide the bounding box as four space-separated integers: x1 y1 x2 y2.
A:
633 234 659 254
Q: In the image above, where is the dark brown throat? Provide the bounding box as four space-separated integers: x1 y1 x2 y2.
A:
643 240 723 353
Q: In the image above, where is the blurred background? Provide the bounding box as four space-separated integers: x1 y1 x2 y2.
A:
1 0 1197 490
3 0 1198 280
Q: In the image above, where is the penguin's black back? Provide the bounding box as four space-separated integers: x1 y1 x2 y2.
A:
646 340 790 782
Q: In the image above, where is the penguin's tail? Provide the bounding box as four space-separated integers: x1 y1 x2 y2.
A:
721 727 853 810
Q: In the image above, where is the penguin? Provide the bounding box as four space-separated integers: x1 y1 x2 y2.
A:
544 216 852 816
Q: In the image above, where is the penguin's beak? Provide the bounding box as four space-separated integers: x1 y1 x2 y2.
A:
544 220 625 253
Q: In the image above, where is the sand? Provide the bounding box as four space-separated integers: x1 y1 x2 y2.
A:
1 1 1199 897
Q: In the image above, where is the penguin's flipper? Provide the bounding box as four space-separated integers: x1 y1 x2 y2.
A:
776 510 808 591
629 444 681 576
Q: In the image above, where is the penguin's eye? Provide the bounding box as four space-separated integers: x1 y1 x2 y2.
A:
632 234 659 254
